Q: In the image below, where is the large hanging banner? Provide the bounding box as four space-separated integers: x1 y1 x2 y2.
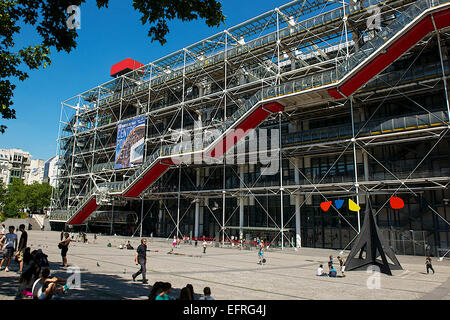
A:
115 116 146 169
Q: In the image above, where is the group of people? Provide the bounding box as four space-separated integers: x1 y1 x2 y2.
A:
148 282 214 300
0 224 28 273
132 238 215 300
0 224 71 299
172 236 209 254
316 255 346 277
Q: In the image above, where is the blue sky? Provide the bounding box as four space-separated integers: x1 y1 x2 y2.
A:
0 0 292 161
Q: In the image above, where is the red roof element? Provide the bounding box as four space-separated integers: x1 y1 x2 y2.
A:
110 58 144 77
327 6 450 99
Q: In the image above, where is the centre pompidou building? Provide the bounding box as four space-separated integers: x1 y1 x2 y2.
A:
50 0 450 257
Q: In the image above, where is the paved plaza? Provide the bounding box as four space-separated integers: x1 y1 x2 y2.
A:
0 230 448 300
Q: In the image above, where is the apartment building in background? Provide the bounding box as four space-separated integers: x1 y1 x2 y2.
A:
0 148 45 185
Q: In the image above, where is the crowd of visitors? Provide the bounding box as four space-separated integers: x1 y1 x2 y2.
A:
0 224 439 300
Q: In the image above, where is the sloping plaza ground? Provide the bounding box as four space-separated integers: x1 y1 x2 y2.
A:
0 230 448 300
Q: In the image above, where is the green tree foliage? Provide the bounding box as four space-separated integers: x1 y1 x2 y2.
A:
25 182 53 212
0 178 53 218
0 0 225 133
0 180 6 204
2 178 25 218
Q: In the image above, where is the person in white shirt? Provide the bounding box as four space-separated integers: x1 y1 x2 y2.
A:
198 287 214 300
1 224 5 235
202 241 207 254
0 226 18 272
316 264 327 277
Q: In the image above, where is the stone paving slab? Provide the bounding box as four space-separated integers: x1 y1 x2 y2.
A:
0 231 448 300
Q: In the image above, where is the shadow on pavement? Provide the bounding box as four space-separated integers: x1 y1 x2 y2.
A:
2 257 203 300
0 275 20 298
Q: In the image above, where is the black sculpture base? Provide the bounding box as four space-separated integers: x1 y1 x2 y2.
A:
344 199 402 276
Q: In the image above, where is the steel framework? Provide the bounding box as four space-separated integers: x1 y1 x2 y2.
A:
50 0 450 255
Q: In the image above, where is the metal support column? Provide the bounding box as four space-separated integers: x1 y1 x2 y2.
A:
279 112 284 250
140 198 144 238
294 157 302 248
350 96 361 233
239 165 245 240
194 168 200 238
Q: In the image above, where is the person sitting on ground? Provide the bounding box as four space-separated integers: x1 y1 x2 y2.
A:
186 284 194 299
329 266 338 278
177 287 193 300
148 281 164 300
155 282 172 300
199 287 214 300
316 264 327 276
32 268 68 300
17 248 39 298
126 241 134 250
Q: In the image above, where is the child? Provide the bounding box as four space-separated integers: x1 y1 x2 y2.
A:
258 247 265 265
426 256 435 274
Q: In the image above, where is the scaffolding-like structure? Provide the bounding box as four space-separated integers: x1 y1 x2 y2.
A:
50 0 450 256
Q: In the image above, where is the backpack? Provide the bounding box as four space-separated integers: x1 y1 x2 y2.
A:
32 249 49 268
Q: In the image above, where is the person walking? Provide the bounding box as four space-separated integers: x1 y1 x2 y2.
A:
202 240 207 254
337 256 345 277
426 256 435 274
58 232 71 267
0 226 18 272
257 247 265 265
16 224 28 273
132 238 148 284
172 236 177 249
